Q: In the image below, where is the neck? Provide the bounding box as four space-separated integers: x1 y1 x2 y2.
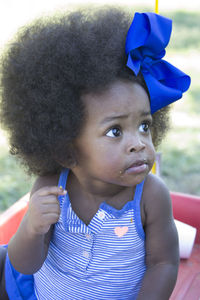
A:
67 171 135 210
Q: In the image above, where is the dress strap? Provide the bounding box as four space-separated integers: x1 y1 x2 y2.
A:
133 180 145 240
133 180 145 204
58 169 69 190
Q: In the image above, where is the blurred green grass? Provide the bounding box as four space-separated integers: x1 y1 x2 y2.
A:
167 11 200 51
0 7 200 212
159 124 200 195
0 142 35 211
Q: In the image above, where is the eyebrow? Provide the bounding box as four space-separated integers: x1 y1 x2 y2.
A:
100 111 151 125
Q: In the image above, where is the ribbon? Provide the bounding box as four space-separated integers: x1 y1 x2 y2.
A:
125 12 191 113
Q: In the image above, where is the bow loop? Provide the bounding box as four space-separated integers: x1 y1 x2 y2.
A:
125 12 191 113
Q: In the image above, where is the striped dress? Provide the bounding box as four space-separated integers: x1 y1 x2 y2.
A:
34 169 146 299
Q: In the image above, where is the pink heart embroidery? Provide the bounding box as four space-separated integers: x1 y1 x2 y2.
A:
114 226 128 237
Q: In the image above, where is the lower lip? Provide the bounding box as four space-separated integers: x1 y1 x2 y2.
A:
125 163 148 174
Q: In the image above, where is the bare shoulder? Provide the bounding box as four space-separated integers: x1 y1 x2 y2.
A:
141 173 173 226
31 173 60 196
143 173 170 201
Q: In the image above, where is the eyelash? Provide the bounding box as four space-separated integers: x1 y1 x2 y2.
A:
105 120 152 138
106 125 122 138
139 120 152 133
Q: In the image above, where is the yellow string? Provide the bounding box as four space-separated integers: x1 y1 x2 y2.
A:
155 0 159 14
152 0 159 175
152 162 156 174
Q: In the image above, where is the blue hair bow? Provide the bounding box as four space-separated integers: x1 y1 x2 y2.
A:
125 12 191 113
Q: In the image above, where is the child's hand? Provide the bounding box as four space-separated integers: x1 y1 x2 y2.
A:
26 186 66 236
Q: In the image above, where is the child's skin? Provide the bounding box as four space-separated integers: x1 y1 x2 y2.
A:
8 80 179 299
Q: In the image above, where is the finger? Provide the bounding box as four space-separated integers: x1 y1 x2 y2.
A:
41 202 60 215
41 195 61 205
36 186 67 197
43 213 60 225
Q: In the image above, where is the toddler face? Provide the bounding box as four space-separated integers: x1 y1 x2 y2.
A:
73 80 155 188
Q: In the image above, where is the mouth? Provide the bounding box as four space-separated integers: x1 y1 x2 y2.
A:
125 159 148 174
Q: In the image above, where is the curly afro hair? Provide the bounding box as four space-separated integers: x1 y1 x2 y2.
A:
0 6 170 176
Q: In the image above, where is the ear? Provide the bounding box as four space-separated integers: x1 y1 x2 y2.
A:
67 160 77 169
53 143 78 169
55 155 77 169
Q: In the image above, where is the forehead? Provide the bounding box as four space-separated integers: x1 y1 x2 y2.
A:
82 80 150 122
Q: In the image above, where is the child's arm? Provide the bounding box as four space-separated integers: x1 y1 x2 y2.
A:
8 176 66 274
137 174 179 300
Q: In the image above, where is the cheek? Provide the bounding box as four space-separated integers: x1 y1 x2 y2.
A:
91 143 122 172
76 142 118 166
96 144 120 164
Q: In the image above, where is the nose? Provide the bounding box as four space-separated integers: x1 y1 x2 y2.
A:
127 134 146 153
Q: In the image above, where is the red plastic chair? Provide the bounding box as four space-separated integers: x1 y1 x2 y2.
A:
170 192 200 300
0 193 29 245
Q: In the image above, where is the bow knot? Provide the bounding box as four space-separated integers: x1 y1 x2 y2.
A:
130 50 154 73
125 12 191 113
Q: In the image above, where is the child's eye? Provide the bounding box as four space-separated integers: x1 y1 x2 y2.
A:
106 127 122 137
139 122 151 133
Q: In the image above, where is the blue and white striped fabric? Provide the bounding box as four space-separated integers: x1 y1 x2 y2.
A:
34 169 146 299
